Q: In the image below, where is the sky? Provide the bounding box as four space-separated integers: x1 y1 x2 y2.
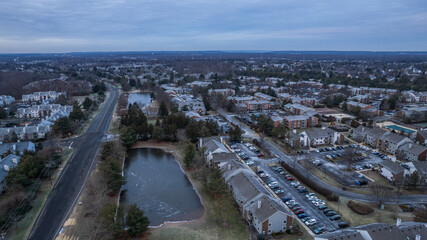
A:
0 0 427 53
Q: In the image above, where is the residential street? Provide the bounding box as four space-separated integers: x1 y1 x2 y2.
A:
28 86 119 240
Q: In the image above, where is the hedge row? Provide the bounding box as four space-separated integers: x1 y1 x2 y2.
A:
347 200 374 215
280 161 339 201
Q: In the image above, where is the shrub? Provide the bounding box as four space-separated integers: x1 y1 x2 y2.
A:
281 162 339 201
347 200 374 215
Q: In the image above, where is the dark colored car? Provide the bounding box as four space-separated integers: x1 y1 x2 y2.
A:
298 187 308 193
325 211 337 217
313 227 326 234
286 176 295 181
323 208 333 214
282 197 292 202
338 221 349 228
297 213 307 219
318 205 327 210
330 215 341 220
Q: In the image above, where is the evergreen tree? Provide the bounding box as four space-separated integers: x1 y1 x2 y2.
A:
126 204 150 237
183 143 196 168
158 101 169 117
82 97 93 110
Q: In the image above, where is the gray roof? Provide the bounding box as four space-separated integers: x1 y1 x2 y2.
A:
355 223 403 240
379 132 411 144
0 154 21 183
398 222 427 239
379 160 405 174
304 128 332 139
211 152 238 163
247 195 291 223
316 230 365 240
418 130 427 139
0 142 35 156
227 171 269 206
398 142 427 156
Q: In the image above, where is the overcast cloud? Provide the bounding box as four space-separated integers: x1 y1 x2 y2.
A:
0 0 426 53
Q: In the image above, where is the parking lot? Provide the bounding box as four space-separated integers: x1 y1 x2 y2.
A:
257 164 345 234
301 145 386 186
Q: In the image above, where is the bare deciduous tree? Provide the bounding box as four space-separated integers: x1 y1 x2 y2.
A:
370 183 391 208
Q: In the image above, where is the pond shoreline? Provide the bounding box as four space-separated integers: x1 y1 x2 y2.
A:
124 141 206 228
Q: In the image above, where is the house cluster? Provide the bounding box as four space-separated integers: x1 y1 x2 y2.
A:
397 106 427 123
401 90 427 103
315 221 427 240
0 125 50 142
285 127 344 148
16 104 73 120
0 141 35 193
0 95 15 107
161 84 207 119
353 126 427 185
22 91 65 103
199 136 294 236
353 126 427 160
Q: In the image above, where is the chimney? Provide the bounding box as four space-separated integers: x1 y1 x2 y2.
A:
396 218 401 226
293 129 297 134
409 143 412 149
415 235 421 240
12 158 18 164
228 164 231 171
4 165 9 171
13 144 16 151
258 200 261 209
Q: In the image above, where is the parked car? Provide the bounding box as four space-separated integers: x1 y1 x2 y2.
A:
257 153 264 157
330 215 341 220
338 221 349 228
246 160 254 166
291 206 302 211
298 187 308 193
278 170 287 175
313 227 326 234
325 211 337 217
274 189 284 194
323 208 333 214
285 200 295 205
286 176 295 181
305 219 317 226
282 197 292 202
318 205 327 210
294 209 305 214
288 203 299 208
297 213 307 219
306 193 316 198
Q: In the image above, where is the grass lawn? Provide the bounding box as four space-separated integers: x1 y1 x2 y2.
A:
8 148 74 240
325 197 414 227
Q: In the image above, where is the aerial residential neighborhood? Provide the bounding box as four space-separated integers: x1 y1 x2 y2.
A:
1 0 427 239
0 51 425 240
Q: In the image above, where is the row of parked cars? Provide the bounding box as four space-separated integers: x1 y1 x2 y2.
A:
265 166 350 235
313 146 345 153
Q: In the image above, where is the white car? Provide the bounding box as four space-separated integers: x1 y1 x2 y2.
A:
306 193 316 198
246 160 254 166
305 219 317 226
285 200 295 205
234 148 241 152
268 181 278 187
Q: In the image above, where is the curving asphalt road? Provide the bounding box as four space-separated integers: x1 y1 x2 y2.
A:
28 86 119 240
218 109 427 204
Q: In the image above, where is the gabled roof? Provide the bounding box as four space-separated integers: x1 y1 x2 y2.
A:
379 160 405 174
398 222 427 239
247 195 291 223
316 230 365 240
398 142 427 156
379 132 411 144
355 223 403 240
